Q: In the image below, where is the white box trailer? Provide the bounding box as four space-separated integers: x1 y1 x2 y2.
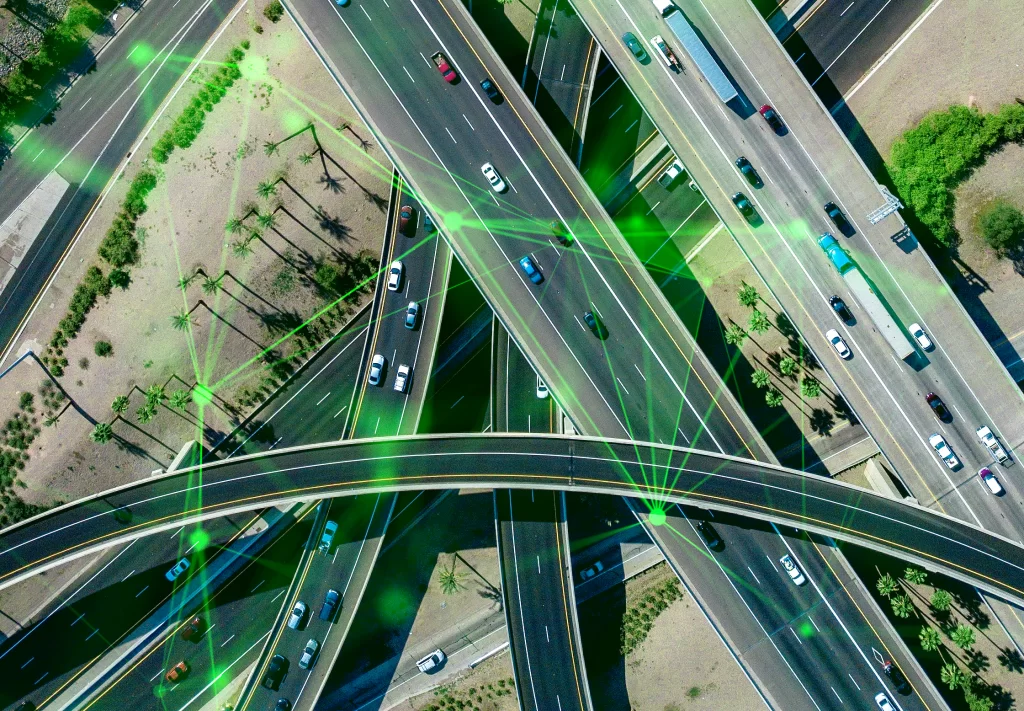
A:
661 5 738 103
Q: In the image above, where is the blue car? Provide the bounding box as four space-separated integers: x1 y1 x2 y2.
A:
336 0 349 6
519 256 543 284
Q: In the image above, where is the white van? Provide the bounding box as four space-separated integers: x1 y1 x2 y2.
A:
651 0 675 17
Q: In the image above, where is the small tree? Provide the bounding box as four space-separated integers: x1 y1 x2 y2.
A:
751 368 771 389
778 357 798 376
979 201 1024 254
90 423 113 444
232 238 255 259
931 588 953 612
262 141 278 157
109 268 131 289
940 663 967 691
136 404 156 424
904 567 928 585
298 152 314 165
112 395 130 415
257 212 277 230
94 341 113 357
748 309 771 335
891 594 914 619
438 555 465 595
765 388 783 408
800 377 821 398
145 385 166 407
202 275 224 295
257 180 278 198
724 324 748 348
169 390 190 410
952 624 976 651
920 625 942 652
171 311 194 330
225 217 244 234
876 573 898 598
737 282 759 308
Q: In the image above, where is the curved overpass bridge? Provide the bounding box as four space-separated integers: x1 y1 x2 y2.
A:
3 434 1023 605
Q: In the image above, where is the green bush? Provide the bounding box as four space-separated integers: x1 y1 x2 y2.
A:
888 103 1024 248
263 0 284 22
979 201 1024 254
94 341 113 357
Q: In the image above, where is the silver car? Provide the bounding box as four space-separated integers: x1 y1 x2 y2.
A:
416 649 446 673
387 260 404 292
368 354 385 386
287 601 307 630
299 638 319 669
481 163 506 192
394 365 410 393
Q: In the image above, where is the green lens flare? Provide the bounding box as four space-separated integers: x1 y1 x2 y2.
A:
192 383 214 407
128 43 157 68
188 527 211 552
649 507 666 526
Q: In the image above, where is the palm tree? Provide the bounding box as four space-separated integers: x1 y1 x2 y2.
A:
438 554 465 595
751 368 770 389
876 573 898 598
90 422 113 444
724 324 747 347
202 275 224 295
232 238 255 259
952 624 976 651
144 384 166 407
738 282 760 308
256 212 277 229
939 663 967 690
136 404 156 424
931 589 953 612
169 390 190 410
111 395 130 415
748 309 771 335
298 152 313 165
891 594 914 619
44 413 59 427
263 140 278 156
800 377 821 398
171 310 194 330
779 357 798 376
920 625 942 652
256 180 277 199
765 388 783 408
225 216 244 234
905 567 928 585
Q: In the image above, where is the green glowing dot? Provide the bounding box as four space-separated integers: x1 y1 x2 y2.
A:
799 620 815 638
649 507 666 526
442 211 465 232
128 43 157 67
188 527 211 552
153 684 168 699
239 54 269 82
192 383 213 407
377 586 413 625
701 275 714 288
281 110 307 135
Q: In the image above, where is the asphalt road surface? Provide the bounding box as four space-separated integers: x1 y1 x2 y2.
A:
0 0 237 361
6 434 1024 606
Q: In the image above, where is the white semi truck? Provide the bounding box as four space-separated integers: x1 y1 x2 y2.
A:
652 0 738 103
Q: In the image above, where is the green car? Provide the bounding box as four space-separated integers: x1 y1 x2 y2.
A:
622 32 648 63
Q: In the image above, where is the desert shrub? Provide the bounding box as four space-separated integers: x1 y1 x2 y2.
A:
263 0 283 22
94 341 113 357
979 201 1024 254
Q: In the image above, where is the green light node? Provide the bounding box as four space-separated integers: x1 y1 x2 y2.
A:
128 43 157 67
649 507 666 526
798 620 815 638
441 211 465 232
188 527 211 552
239 54 269 82
377 586 412 625
281 110 307 135
193 383 214 407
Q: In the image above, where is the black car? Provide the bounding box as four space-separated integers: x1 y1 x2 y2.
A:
275 699 292 711
925 393 951 421
829 295 852 321
824 201 848 230
696 521 721 549
320 588 341 622
759 104 784 132
735 157 762 188
480 77 501 102
263 655 288 690
882 660 910 694
731 192 755 219
583 310 607 339
549 220 571 246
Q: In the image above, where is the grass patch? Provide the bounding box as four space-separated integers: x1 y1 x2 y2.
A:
620 577 682 655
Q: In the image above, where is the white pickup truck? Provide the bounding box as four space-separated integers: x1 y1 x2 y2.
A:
977 426 1012 466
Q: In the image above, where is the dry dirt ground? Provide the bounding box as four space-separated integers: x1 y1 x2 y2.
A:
0 5 390 509
846 0 1024 371
398 653 518 711
579 562 764 711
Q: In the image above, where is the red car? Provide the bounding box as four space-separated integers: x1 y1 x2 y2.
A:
181 615 204 641
759 104 784 132
398 205 415 235
165 661 190 683
431 52 457 83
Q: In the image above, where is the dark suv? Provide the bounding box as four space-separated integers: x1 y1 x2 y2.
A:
263 655 288 690
829 295 852 322
824 201 849 232
882 660 910 694
696 521 722 550
320 589 341 622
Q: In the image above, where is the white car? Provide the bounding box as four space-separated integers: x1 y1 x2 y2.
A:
579 561 604 581
980 467 1004 495
394 364 410 393
287 601 307 630
387 260 404 291
416 649 446 673
299 638 319 669
368 354 385 386
536 376 548 399
165 557 190 582
779 554 806 586
825 328 851 359
875 692 895 711
929 433 959 469
481 162 506 192
908 322 932 350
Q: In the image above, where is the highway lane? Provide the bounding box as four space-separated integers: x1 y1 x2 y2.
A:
567 0 1024 543
0 0 238 361
284 0 771 464
7 434 1024 606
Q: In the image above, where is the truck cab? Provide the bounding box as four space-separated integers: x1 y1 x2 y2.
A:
977 426 1012 465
